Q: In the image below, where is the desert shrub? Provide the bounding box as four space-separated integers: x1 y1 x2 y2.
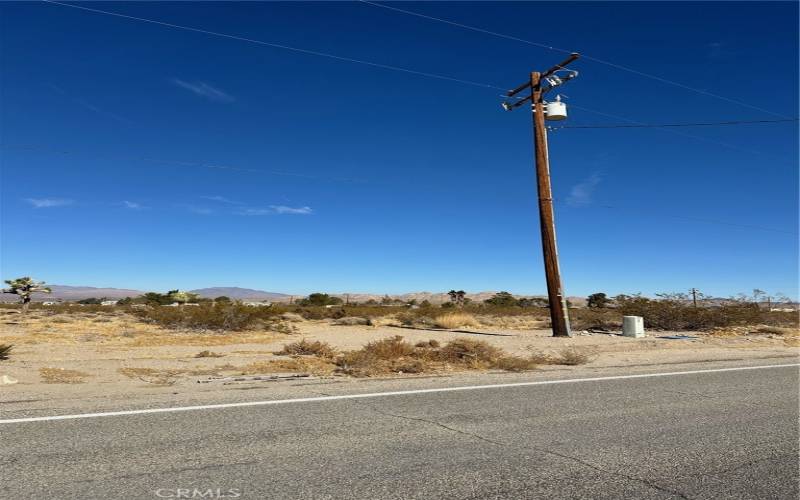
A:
570 308 621 330
613 294 789 330
297 293 343 307
437 338 501 365
133 302 281 331
280 312 305 322
415 339 440 348
0 344 12 361
396 311 418 326
433 312 479 329
334 336 426 377
332 316 370 326
361 336 416 359
277 339 337 358
555 348 591 365
484 291 519 307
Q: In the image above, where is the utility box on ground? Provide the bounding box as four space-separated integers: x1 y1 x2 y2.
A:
622 316 645 338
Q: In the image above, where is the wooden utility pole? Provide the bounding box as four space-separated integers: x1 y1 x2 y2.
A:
503 53 580 337
690 288 699 308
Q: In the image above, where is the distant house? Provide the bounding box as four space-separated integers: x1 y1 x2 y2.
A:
244 301 272 307
42 301 58 306
101 300 119 306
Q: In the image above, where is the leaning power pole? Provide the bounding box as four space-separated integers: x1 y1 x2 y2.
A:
502 53 580 337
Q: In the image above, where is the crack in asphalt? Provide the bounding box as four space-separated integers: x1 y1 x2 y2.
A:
661 389 785 410
368 406 505 447
369 405 690 499
684 452 795 480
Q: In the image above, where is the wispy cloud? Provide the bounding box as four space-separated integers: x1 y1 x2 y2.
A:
171 79 235 103
25 198 74 208
271 205 313 215
238 205 314 216
121 200 146 210
201 195 241 205
567 173 602 207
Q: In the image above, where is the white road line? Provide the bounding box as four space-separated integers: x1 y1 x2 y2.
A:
1 363 797 424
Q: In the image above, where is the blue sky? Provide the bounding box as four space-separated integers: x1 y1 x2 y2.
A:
1 1 797 298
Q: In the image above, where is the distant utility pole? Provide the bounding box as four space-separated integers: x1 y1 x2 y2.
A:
502 53 580 338
689 288 700 308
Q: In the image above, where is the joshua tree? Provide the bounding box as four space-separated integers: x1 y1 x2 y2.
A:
2 277 52 312
447 290 467 307
587 292 611 309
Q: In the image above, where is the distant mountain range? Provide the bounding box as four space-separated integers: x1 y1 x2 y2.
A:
0 285 290 302
190 287 290 300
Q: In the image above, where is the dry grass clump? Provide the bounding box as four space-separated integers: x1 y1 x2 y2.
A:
525 348 592 366
277 338 337 358
240 357 337 376
492 356 539 372
754 325 798 336
433 312 479 329
335 336 542 377
479 315 549 330
437 338 502 366
556 348 591 365
195 350 225 358
361 335 417 359
39 367 90 384
0 344 12 361
368 316 402 328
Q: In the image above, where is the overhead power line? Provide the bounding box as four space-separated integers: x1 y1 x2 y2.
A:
360 0 793 119
552 118 799 130
41 1 794 162
43 1 504 91
567 104 777 159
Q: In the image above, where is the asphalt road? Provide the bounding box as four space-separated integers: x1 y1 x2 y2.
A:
2 363 798 499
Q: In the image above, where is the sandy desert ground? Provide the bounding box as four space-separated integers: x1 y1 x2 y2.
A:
1 308 797 409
